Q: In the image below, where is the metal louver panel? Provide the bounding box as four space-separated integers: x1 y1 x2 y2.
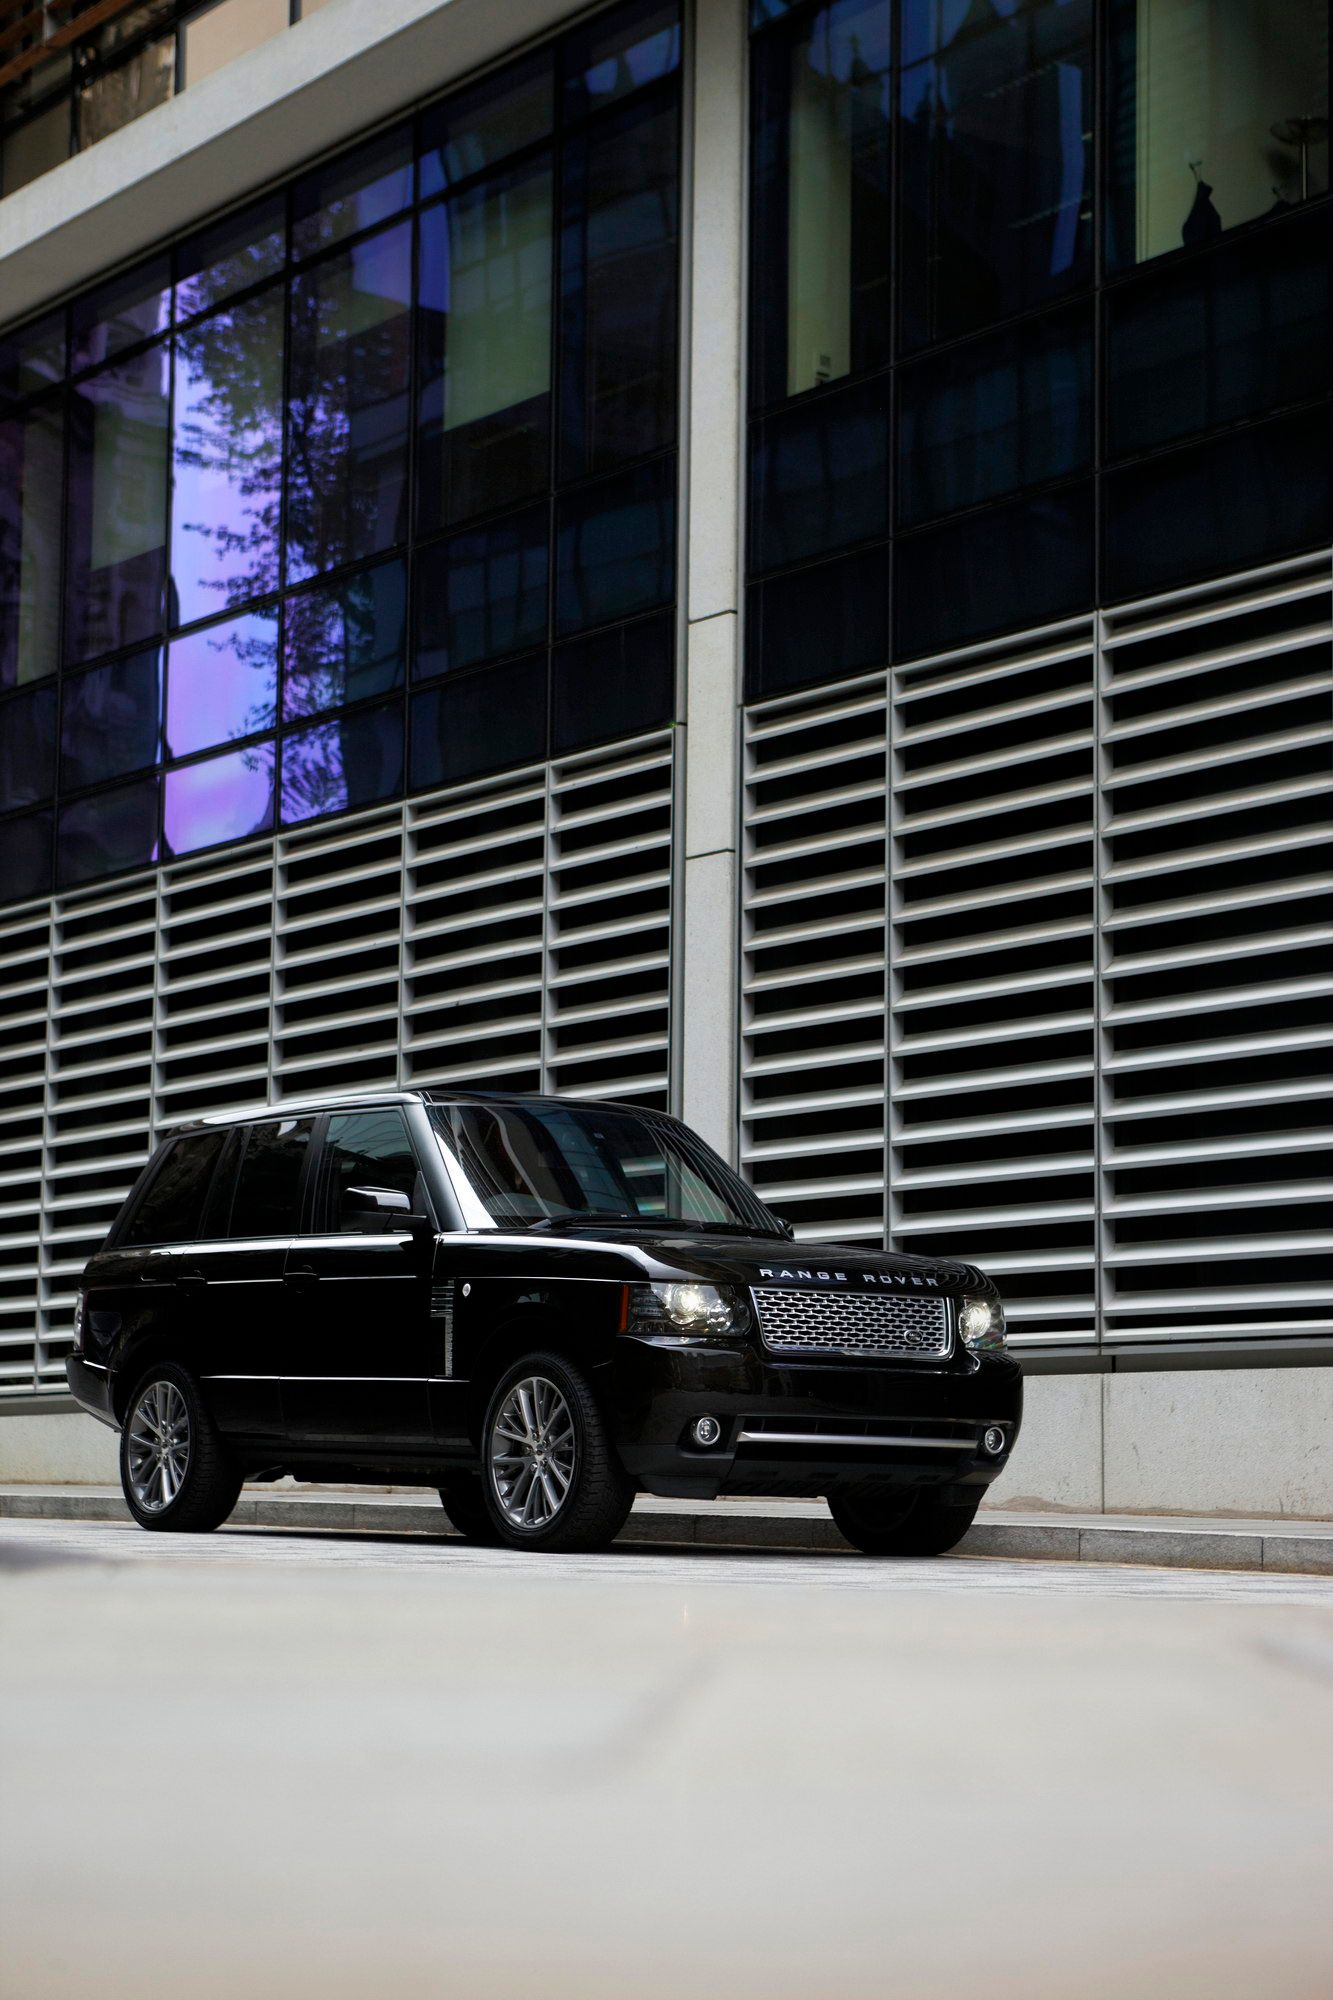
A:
0 730 674 1397
742 551 1332 1356
741 678 888 1243
1099 554 1333 1348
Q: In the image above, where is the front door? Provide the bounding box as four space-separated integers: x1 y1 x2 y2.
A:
279 1106 435 1448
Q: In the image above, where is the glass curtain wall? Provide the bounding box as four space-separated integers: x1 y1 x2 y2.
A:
0 0 682 909
747 0 1331 699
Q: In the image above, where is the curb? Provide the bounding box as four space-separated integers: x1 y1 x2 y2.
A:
3 1487 1332 1573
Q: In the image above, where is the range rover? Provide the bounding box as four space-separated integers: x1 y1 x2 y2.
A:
66 1090 1022 1555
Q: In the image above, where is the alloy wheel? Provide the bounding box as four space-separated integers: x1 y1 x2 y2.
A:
488 1374 577 1530
126 1380 191 1515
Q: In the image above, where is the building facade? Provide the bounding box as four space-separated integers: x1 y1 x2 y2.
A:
1 0 1330 1511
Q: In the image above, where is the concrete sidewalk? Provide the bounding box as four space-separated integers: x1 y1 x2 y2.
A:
3 1482 1331 1572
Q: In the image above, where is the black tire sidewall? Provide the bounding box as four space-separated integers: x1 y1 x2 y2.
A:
829 1484 981 1557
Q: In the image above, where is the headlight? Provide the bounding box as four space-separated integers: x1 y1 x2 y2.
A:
958 1298 1006 1353
71 1292 86 1354
624 1281 751 1342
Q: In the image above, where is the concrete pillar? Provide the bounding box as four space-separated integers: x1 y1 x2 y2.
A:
680 0 746 1164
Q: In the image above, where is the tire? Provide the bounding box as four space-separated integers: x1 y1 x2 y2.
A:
828 1484 982 1558
119 1361 243 1534
437 1477 504 1545
481 1350 633 1554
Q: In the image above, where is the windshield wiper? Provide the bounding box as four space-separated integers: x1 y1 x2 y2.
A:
514 1210 640 1232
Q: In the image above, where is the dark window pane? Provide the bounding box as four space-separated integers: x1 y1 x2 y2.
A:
552 608 674 752
0 399 62 689
1105 0 1330 273
283 558 406 721
750 374 890 571
57 774 159 888
556 457 675 638
560 90 680 478
66 346 170 664
1102 410 1333 602
0 683 56 809
745 543 887 698
1105 213 1332 460
895 481 1093 659
286 221 412 584
1 101 71 199
899 0 1093 350
122 1131 227 1246
171 287 285 626
416 162 553 534
164 738 275 857
415 505 548 679
174 192 286 323
898 303 1093 526
750 0 893 409
280 700 404 825
70 254 171 372
562 0 681 121
291 124 413 259
323 1108 419 1228
77 37 175 155
0 310 64 406
166 609 278 758
228 1116 315 1237
411 653 547 787
419 47 553 196
61 648 162 790
0 808 52 901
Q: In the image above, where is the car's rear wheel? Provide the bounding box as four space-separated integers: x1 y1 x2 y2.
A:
828 1484 982 1558
119 1362 243 1533
481 1351 633 1553
437 1476 503 1544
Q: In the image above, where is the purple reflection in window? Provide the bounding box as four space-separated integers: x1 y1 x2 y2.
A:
171 289 284 626
280 702 403 825
166 609 278 758
165 739 276 857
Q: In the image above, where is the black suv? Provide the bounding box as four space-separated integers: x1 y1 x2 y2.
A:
67 1090 1021 1555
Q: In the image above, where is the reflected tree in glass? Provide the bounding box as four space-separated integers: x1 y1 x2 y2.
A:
171 288 284 627
286 221 412 584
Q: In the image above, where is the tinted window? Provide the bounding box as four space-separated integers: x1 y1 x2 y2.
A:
122 1130 227 1246
322 1109 420 1229
228 1117 315 1237
65 346 170 665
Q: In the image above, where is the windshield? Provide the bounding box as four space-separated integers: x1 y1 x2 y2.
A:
428 1101 782 1236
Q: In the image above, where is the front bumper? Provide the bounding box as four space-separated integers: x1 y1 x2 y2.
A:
66 1354 117 1427
608 1336 1022 1499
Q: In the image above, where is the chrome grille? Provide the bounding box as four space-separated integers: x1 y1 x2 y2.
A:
752 1287 951 1359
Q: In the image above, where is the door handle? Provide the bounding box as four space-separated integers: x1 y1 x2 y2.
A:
285 1266 320 1288
138 1269 172 1286
177 1272 208 1291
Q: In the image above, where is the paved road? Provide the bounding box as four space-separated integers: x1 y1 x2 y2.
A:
4 1519 1333 2000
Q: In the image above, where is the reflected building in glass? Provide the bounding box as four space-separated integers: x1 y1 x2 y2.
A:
0 0 1331 1506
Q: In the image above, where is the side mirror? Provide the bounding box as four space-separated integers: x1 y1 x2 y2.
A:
344 1185 426 1232
773 1214 796 1241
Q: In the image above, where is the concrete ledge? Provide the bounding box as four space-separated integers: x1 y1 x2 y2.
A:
3 1485 1331 1573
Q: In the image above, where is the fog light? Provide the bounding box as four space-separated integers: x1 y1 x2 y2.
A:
692 1415 722 1447
982 1425 1006 1457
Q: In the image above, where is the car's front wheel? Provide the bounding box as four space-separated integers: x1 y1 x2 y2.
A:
119 1362 243 1533
828 1484 982 1557
481 1351 633 1553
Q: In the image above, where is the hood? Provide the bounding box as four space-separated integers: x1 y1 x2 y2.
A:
588 1230 994 1298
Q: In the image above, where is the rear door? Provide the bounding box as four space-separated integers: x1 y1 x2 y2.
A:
279 1106 435 1447
188 1115 316 1440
